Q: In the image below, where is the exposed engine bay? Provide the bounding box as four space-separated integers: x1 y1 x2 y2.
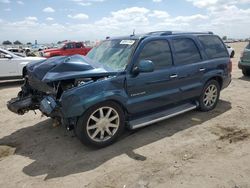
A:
7 75 96 115
7 55 115 127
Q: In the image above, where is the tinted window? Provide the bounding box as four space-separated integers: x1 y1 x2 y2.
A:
76 43 83 48
137 40 172 69
64 43 74 49
198 35 228 59
9 49 19 52
173 38 201 65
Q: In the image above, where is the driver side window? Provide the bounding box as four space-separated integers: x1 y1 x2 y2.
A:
64 43 74 49
137 40 173 69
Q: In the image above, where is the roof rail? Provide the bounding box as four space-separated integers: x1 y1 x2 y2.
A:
147 31 172 35
169 31 213 35
146 31 213 36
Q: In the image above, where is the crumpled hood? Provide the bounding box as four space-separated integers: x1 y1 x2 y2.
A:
26 55 117 82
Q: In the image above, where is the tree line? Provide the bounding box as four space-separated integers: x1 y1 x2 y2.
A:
2 40 32 45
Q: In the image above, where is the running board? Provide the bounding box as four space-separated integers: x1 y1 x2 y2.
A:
129 102 198 129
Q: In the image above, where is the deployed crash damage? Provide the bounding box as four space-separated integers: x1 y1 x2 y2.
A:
7 55 117 129
7 38 141 147
6 33 231 148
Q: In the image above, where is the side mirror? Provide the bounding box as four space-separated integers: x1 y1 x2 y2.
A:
4 54 12 59
133 60 154 74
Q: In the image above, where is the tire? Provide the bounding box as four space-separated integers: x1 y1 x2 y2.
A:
242 69 250 76
230 51 235 58
199 80 220 112
75 101 125 148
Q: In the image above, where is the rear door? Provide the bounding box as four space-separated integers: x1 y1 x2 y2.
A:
126 39 181 115
242 43 250 63
170 37 205 100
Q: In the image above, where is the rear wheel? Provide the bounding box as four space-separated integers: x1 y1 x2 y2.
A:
75 101 125 148
242 69 250 76
199 80 220 111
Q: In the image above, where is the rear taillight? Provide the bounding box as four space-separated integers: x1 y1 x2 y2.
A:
228 59 232 73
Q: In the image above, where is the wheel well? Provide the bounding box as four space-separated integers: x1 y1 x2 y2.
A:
103 99 128 116
22 67 27 78
208 76 223 89
80 99 129 120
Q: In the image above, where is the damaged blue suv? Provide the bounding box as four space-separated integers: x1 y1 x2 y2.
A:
7 31 231 147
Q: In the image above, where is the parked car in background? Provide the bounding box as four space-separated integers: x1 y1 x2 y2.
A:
40 41 92 58
7 47 25 57
0 48 45 79
7 31 231 148
226 45 235 58
238 42 250 76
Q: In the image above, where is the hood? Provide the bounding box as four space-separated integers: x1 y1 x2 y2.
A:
26 55 117 82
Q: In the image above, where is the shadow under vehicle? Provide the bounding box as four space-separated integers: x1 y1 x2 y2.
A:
7 31 232 147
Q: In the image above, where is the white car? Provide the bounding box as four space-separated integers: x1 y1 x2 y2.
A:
226 45 235 58
0 48 45 79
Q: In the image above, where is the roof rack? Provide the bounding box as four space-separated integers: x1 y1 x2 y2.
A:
146 31 213 36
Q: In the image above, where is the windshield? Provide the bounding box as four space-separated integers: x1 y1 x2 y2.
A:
87 39 137 71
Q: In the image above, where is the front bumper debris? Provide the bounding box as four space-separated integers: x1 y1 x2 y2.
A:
7 95 58 116
39 96 57 116
7 96 35 115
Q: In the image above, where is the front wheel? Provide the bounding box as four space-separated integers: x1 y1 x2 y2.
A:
75 101 125 148
199 80 220 111
230 51 235 58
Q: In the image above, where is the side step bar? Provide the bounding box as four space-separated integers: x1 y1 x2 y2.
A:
129 102 198 129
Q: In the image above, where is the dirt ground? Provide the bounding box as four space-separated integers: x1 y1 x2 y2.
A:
0 42 250 188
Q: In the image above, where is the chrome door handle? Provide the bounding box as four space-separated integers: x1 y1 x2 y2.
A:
170 74 178 78
199 68 206 72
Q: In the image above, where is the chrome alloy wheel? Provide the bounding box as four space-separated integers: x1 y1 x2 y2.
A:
86 107 120 142
203 84 218 107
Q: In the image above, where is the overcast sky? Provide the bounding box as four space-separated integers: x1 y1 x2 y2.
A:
0 0 250 43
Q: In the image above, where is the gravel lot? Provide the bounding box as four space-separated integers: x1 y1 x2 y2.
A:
0 42 250 188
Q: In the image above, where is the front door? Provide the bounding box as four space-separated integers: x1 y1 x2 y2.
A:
64 42 75 56
0 50 18 77
126 39 181 115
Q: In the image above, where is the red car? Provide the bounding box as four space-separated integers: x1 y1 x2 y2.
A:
41 42 92 58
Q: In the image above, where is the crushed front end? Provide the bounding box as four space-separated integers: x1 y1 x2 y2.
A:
7 55 113 129
7 73 72 123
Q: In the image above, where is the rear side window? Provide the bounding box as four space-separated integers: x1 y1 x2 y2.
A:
76 42 83 48
198 35 228 59
172 38 202 65
137 40 172 69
